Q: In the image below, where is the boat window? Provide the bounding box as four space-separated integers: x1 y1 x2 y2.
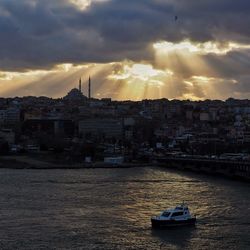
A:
171 212 184 217
162 212 170 217
175 206 184 210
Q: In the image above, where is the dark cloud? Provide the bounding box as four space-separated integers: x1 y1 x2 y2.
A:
1 0 250 100
0 0 250 71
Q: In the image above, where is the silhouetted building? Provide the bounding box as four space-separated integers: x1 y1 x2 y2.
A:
79 118 123 139
64 78 88 101
23 119 75 137
64 88 87 101
88 76 91 99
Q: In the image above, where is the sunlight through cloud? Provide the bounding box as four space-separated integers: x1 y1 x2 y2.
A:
69 0 109 10
108 63 172 84
153 40 250 55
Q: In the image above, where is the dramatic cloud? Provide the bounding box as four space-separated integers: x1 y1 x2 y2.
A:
0 0 250 100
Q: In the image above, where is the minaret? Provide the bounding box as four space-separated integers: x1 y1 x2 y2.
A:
79 78 82 93
88 76 91 99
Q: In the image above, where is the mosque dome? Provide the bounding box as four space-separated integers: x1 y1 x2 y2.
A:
64 88 87 101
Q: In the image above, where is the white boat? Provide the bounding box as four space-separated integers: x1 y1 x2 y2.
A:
151 202 196 228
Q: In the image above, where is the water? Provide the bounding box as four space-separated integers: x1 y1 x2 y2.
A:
0 167 249 250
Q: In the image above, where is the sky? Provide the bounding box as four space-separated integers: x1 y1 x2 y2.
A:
0 0 250 100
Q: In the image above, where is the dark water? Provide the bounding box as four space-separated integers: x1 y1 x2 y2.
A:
0 167 249 250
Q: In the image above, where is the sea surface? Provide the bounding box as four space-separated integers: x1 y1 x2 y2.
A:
0 167 249 250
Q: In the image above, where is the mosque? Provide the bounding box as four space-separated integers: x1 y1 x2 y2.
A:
64 77 91 101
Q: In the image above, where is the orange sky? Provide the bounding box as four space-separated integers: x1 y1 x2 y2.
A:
1 0 250 100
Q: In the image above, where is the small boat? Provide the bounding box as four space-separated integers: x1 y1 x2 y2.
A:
151 202 196 228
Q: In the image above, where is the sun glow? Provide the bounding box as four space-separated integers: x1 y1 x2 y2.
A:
69 0 91 10
0 63 84 82
108 63 172 83
0 63 96 97
1 36 248 101
105 62 175 100
153 40 250 55
69 0 109 10
0 70 50 81
191 76 213 83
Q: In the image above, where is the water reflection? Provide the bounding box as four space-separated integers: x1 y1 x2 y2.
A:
151 226 196 249
0 168 249 249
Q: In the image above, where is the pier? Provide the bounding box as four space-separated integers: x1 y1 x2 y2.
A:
155 157 250 181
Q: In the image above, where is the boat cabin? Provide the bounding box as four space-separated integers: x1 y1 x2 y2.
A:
159 204 191 219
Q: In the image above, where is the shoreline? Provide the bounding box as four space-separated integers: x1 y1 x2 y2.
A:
1 155 249 183
0 155 151 169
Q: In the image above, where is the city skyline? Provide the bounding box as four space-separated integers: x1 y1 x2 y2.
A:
0 2 250 248
0 0 250 100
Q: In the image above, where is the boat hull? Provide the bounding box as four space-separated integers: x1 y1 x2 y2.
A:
151 217 196 228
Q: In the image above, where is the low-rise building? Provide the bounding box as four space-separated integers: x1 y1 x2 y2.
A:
79 118 123 139
0 129 15 144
